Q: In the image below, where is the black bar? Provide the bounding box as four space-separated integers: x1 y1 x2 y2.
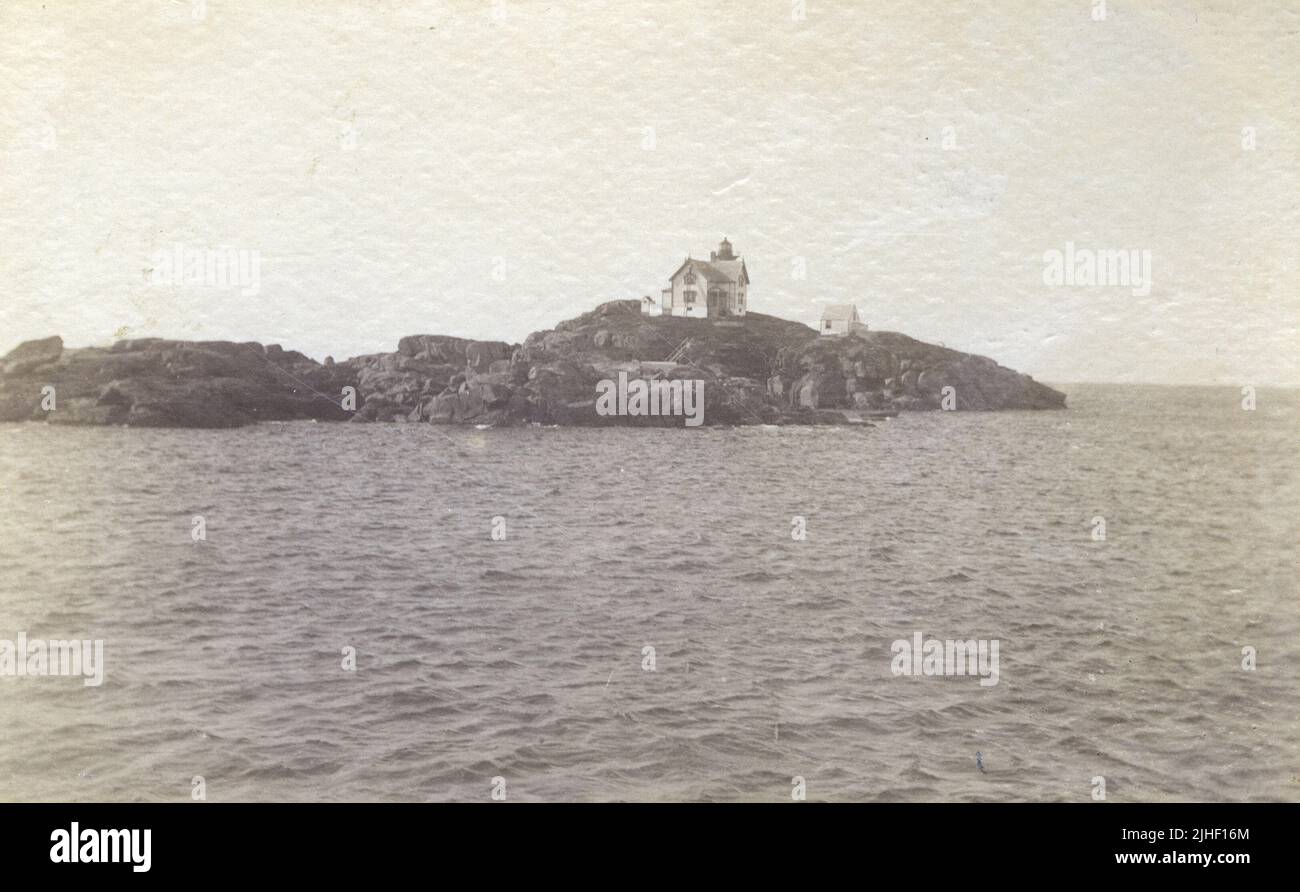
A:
2 803 1283 878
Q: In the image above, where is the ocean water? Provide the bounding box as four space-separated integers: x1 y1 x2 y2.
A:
0 384 1296 802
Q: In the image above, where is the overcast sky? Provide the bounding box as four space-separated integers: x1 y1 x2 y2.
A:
2 0 1296 384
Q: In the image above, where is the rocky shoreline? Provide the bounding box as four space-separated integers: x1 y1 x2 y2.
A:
0 301 1065 428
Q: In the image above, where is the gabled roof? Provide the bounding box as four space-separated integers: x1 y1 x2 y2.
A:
669 257 748 286
710 259 748 285
820 304 859 322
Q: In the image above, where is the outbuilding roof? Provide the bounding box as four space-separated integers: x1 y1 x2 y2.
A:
820 304 860 322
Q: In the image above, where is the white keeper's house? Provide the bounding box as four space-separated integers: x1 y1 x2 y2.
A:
644 237 750 318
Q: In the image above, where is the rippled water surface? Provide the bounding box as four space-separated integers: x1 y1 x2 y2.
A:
0 384 1296 801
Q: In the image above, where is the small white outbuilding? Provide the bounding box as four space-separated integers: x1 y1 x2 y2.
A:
820 304 867 336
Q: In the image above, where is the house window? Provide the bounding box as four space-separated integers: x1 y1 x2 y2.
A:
684 290 697 304
684 272 696 284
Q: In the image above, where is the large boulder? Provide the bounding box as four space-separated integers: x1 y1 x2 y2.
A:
793 370 847 409
2 336 63 376
396 334 471 363
0 337 355 427
465 340 511 372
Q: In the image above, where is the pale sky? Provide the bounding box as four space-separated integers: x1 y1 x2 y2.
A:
1 0 1296 384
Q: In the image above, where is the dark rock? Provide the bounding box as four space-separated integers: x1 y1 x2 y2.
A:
47 399 129 426
0 390 42 422
465 340 511 372
3 335 63 376
397 335 472 363
97 382 132 406
0 338 355 428
0 302 1064 428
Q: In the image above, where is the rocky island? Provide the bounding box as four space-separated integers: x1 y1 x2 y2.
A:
0 300 1065 429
